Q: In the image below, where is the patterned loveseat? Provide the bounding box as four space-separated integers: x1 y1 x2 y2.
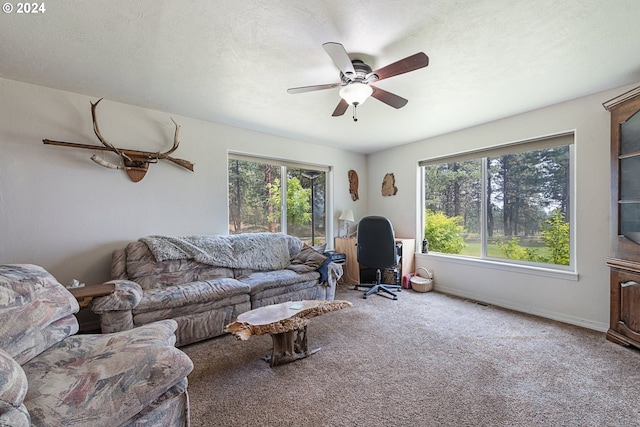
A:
0 264 193 427
91 233 342 347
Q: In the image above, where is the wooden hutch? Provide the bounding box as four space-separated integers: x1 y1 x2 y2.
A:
604 85 640 349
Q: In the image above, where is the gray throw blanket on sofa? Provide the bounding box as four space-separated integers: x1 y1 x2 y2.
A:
140 233 292 270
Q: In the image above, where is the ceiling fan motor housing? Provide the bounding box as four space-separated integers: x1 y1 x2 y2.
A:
341 59 377 85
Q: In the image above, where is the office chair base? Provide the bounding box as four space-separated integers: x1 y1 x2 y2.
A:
355 283 402 300
355 267 401 300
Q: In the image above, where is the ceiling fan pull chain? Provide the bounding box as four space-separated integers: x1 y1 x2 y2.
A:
352 104 358 122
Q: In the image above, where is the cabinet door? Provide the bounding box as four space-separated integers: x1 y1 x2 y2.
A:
610 269 640 345
609 94 640 258
619 110 640 244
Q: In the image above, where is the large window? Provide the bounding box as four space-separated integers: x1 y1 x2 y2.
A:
228 154 328 246
421 133 573 269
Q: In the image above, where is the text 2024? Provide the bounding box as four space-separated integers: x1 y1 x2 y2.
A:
17 3 45 13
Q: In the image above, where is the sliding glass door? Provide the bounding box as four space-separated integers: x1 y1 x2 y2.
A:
228 155 328 246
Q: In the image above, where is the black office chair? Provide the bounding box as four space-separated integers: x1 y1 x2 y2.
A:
355 216 402 300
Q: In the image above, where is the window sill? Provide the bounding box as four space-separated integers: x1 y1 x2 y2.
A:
416 252 579 281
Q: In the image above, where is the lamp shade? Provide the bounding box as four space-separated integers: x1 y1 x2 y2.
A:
338 209 354 222
339 83 373 106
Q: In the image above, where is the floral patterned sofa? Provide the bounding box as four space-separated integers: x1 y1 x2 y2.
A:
91 233 341 347
0 264 193 427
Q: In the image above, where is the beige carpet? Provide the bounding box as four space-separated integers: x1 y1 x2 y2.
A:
181 286 640 427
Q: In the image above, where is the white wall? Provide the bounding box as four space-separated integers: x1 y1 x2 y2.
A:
367 83 639 331
2 76 633 332
0 78 367 286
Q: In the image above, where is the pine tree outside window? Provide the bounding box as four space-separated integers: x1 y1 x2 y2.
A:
420 133 574 270
228 153 329 246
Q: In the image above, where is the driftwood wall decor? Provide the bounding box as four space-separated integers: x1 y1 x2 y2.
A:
43 99 194 182
381 173 398 196
348 169 359 201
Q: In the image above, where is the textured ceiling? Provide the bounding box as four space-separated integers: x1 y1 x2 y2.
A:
2 0 640 153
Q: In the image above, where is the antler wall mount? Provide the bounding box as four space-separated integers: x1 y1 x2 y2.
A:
43 99 194 182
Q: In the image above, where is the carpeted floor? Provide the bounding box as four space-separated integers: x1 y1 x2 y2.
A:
181 286 640 427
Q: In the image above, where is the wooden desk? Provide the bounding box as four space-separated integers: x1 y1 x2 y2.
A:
335 237 415 285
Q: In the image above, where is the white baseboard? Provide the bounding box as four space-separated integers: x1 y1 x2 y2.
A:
434 285 609 333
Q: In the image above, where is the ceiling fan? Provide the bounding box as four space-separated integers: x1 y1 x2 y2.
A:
287 42 429 121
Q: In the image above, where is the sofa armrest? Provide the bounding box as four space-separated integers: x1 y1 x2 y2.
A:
91 280 144 333
92 280 143 312
0 348 29 427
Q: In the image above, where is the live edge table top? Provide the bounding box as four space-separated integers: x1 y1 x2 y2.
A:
225 299 352 366
225 300 352 341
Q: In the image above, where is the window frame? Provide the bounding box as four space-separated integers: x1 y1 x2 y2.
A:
418 132 577 278
227 152 333 244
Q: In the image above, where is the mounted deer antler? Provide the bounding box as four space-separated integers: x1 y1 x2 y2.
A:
43 99 194 182
90 98 134 164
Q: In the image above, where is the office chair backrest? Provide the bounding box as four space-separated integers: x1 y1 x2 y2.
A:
357 216 396 269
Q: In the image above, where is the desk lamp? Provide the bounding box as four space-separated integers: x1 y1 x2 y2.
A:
338 209 355 237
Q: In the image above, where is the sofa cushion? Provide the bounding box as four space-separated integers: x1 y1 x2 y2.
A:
0 264 79 365
123 242 234 290
240 269 320 295
133 278 251 314
22 320 193 427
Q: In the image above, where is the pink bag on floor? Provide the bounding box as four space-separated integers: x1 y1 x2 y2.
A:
402 273 415 289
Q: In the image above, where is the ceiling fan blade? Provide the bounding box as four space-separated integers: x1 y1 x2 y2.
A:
371 86 408 109
287 83 341 94
332 99 349 117
322 42 356 77
372 52 429 82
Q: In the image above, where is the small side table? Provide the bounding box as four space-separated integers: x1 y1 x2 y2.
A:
68 283 115 309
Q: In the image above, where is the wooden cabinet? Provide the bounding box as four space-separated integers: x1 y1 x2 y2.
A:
334 237 415 285
608 268 640 346
604 86 640 349
335 237 359 285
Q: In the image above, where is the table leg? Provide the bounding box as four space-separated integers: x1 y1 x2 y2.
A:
264 325 320 367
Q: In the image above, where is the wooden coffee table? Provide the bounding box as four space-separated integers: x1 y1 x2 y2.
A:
225 300 352 367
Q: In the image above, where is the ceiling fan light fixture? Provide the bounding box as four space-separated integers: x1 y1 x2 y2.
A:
339 83 373 106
